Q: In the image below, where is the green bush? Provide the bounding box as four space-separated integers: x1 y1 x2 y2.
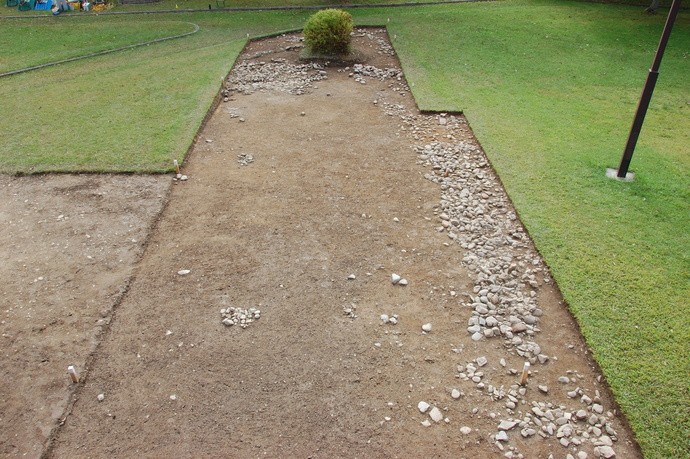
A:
303 9 354 55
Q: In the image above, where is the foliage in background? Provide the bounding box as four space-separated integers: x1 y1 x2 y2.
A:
0 0 683 17
0 0 449 15
303 8 353 54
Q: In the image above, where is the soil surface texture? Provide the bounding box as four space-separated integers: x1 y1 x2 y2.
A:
1 29 641 459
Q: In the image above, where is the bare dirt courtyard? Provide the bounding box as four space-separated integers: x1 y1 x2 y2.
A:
0 29 641 458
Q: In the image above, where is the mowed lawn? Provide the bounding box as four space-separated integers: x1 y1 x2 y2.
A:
0 12 311 172
385 2 689 457
1 1 688 457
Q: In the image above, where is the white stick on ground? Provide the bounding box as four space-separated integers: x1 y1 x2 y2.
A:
67 365 79 383
519 362 530 386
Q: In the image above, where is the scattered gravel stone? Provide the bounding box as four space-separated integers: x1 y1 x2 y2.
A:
222 30 627 458
594 446 616 458
412 125 556 359
226 52 328 96
220 306 261 329
596 435 613 447
418 401 430 413
177 269 191 275
498 420 519 431
422 323 432 333
97 393 105 402
237 153 254 166
343 303 358 319
429 407 444 423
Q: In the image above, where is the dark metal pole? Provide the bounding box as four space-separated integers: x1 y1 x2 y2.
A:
617 0 682 178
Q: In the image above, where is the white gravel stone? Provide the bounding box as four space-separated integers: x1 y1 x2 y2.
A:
422 323 432 332
496 431 509 442
596 435 614 447
421 420 432 427
451 389 461 399
418 401 430 413
460 426 472 435
429 407 444 423
97 393 105 402
593 446 616 458
391 273 401 284
177 269 191 275
498 420 519 431
521 428 536 437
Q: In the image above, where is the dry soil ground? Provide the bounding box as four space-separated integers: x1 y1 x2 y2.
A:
1 29 641 458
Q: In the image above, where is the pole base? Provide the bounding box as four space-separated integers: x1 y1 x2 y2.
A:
606 168 635 182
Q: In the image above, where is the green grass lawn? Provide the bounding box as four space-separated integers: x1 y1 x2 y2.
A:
1 1 688 456
0 19 195 73
0 12 312 172
384 1 689 456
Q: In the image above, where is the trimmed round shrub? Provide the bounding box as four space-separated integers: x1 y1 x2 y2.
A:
303 9 354 55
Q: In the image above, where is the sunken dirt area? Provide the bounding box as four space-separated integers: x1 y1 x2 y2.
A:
1 29 640 458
